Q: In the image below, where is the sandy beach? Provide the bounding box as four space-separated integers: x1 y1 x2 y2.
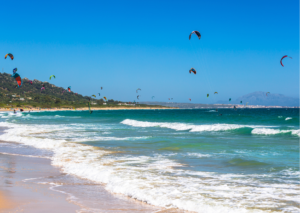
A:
0 140 188 213
0 150 80 213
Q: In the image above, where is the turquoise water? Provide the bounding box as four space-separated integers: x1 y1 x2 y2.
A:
0 109 299 212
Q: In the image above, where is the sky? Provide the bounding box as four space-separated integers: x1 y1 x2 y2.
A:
1 0 299 103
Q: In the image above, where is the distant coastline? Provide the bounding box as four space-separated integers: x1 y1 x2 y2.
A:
0 106 178 112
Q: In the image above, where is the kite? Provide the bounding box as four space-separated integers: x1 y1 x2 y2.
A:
214 92 218 94
168 98 170 100
103 96 107 101
5 53 14 60
68 86 71 92
92 95 96 98
189 68 196 75
41 85 45 91
28 80 33 85
11 69 22 87
207 94 209 98
98 93 101 96
246 102 249 106
189 31 201 40
280 55 292 67
49 75 55 80
240 101 242 104
136 88 141 93
266 92 270 96
152 96 155 99
229 98 231 101
101 87 103 90
189 98 191 101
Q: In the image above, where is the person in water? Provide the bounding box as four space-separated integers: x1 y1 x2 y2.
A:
13 109 16 114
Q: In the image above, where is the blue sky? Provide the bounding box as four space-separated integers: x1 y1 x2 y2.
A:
1 0 299 103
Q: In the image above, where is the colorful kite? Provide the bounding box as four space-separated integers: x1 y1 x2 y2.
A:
5 53 14 60
189 68 196 75
11 69 22 87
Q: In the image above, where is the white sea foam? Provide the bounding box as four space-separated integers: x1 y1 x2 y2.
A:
121 119 273 133
285 117 292 120
186 152 212 158
251 128 300 137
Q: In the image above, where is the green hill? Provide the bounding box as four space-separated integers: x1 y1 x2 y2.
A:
0 72 112 108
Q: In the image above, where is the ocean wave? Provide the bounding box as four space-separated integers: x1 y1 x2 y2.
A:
121 119 273 133
251 128 300 137
0 122 148 146
186 152 212 158
285 117 292 121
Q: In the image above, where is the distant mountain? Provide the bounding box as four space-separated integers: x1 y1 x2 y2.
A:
219 91 299 106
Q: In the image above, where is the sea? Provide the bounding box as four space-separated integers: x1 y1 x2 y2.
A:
0 108 299 213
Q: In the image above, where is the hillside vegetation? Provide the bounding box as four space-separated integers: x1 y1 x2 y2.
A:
0 72 122 108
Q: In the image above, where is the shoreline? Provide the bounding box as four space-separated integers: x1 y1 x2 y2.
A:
0 150 80 213
0 107 178 112
0 140 190 213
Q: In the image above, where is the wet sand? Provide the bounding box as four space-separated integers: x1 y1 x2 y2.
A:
0 153 80 213
0 145 189 213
